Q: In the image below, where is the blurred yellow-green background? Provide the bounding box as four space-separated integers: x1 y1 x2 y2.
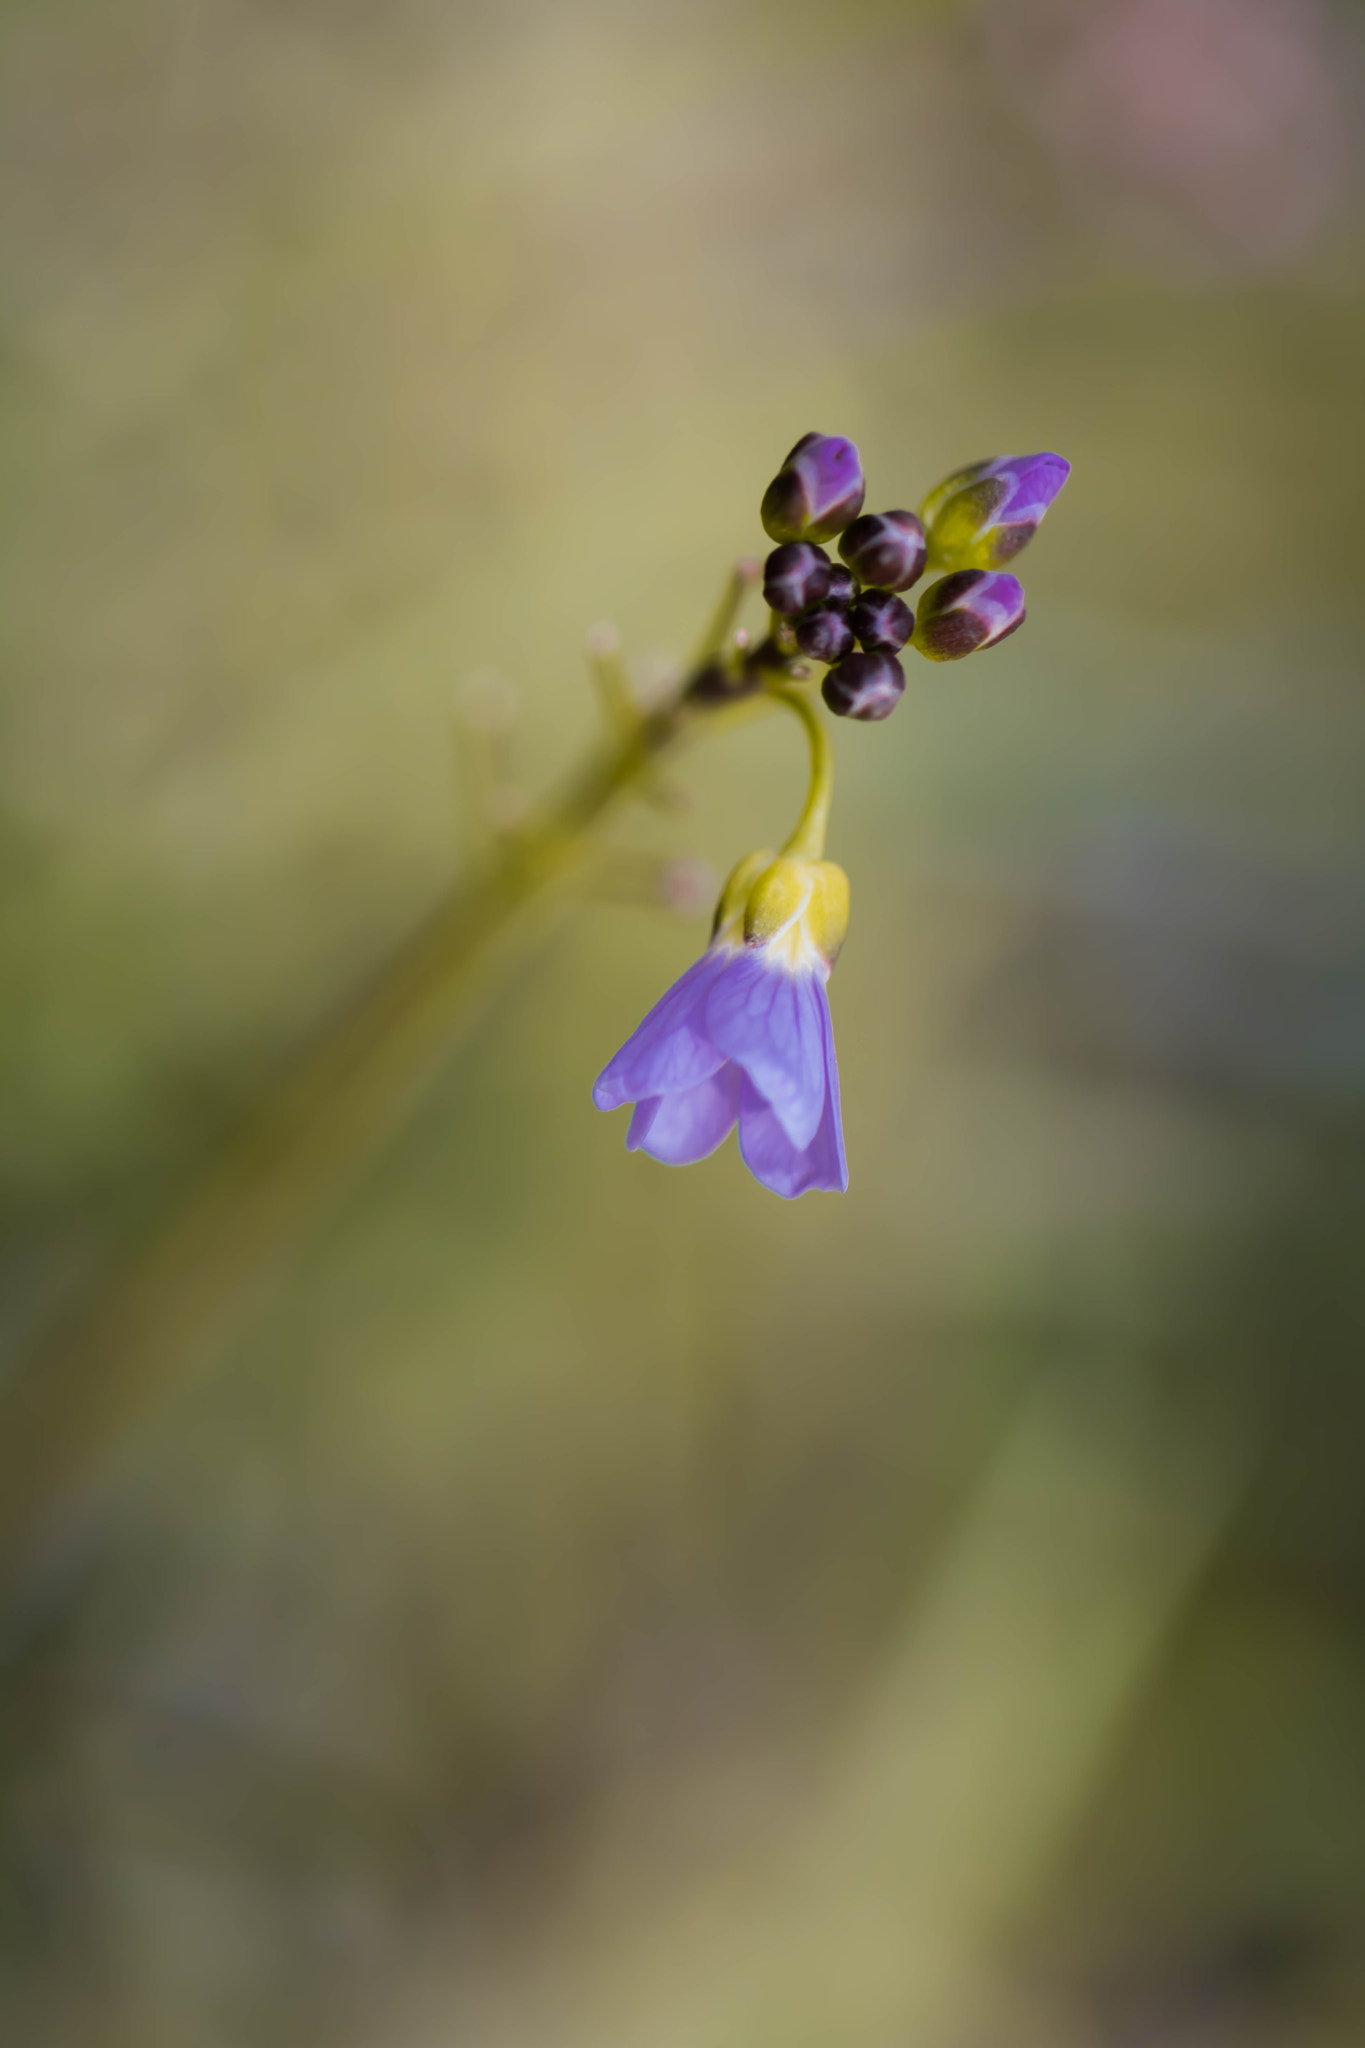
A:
3 0 1365 2040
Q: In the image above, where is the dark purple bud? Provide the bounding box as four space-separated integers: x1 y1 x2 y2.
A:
911 571 1026 661
760 433 866 545
837 509 927 592
763 542 831 617
822 649 905 722
849 588 913 654
794 607 856 664
823 562 856 609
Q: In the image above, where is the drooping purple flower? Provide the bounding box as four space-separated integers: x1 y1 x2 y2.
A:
911 570 1026 660
594 853 849 1199
761 434 866 546
920 453 1070 571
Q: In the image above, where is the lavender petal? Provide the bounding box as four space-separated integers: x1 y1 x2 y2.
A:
627 1064 742 1166
705 951 828 1151
593 952 729 1111
737 1063 847 1198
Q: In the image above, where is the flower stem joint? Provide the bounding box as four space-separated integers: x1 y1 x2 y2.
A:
594 432 1069 1196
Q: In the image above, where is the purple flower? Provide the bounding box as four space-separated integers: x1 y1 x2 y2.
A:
761 434 866 546
920 452 1070 571
593 853 850 1199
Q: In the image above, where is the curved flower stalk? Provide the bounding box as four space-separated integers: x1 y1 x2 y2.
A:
595 694 849 1198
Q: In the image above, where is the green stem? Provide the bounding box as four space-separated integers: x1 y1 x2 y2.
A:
0 636 778 1607
771 685 835 863
690 555 760 670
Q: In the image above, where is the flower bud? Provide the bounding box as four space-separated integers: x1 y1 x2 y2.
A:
822 649 905 722
794 607 856 665
823 562 856 609
837 509 926 592
760 433 866 545
911 571 1025 661
763 542 831 618
919 453 1069 572
849 588 913 654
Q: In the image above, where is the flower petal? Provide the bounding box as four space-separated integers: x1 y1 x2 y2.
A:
815 984 849 1188
737 1060 847 1199
705 951 828 1150
627 1064 741 1166
593 952 729 1111
736 995 846 1198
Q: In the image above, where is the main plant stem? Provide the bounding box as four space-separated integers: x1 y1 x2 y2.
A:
0 572 793 1606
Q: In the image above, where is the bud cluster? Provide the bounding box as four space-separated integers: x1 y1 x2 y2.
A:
757 432 1069 722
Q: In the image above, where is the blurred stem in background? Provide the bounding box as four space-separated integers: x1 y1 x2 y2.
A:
0 559 810 1613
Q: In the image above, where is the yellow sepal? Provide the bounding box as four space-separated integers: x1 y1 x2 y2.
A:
741 856 850 969
805 860 850 964
711 848 775 947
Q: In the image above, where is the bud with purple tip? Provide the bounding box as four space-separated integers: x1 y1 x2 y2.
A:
911 571 1026 661
795 607 856 665
837 509 926 592
761 433 866 546
919 453 1070 572
822 649 905 721
849 588 913 654
763 542 832 618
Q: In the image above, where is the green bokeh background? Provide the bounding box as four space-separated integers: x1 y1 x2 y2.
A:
3 1 1364 2041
